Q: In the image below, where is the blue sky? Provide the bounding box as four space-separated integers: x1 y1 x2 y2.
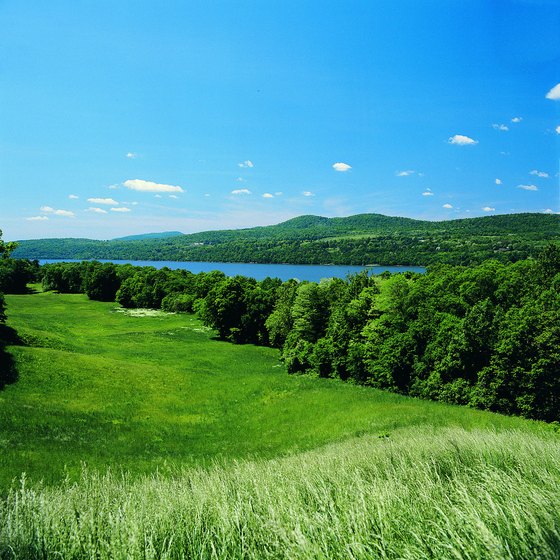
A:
1 0 559 240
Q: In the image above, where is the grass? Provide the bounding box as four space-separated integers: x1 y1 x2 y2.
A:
2 428 559 559
0 289 559 558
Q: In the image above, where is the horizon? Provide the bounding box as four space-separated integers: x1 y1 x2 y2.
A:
1 1 559 241
9 210 554 243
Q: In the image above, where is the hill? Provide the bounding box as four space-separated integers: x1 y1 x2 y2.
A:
112 231 183 241
12 212 560 266
0 289 559 558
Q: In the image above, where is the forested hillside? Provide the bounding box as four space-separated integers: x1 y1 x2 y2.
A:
13 212 559 266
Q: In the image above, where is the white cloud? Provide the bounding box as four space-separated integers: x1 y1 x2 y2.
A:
111 207 131 212
518 184 538 191
556 125 560 134
492 124 509 131
448 134 478 145
482 206 495 212
87 197 118 205
511 117 522 123
545 83 560 100
231 188 252 195
40 206 74 217
88 207 108 214
123 179 184 193
108 184 119 190
275 191 283 196
302 191 314 197
442 203 453 209
495 178 502 185
238 160 254 168
154 194 162 198
396 170 415 177
422 188 434 196
332 162 351 172
26 216 48 221
236 177 246 182
543 208 557 214
262 193 274 198
169 194 179 199
68 194 79 199
530 170 549 178
126 152 138 159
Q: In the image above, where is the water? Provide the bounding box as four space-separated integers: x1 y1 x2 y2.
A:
39 259 425 283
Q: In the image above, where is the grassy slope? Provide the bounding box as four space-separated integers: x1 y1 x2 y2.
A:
0 290 543 491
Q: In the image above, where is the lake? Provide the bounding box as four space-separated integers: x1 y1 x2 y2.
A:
40 259 426 283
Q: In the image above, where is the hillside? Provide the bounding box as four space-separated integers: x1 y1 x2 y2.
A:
1 289 559 558
113 231 184 241
12 212 560 266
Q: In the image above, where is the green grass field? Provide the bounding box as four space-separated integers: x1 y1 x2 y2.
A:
1 289 559 558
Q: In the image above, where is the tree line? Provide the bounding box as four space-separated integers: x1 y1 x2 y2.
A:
34 246 560 422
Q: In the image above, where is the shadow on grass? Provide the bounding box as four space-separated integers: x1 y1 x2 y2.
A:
0 325 21 389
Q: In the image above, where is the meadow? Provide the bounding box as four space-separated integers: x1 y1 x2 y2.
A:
0 289 559 558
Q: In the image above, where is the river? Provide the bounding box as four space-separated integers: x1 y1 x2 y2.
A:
40 259 426 283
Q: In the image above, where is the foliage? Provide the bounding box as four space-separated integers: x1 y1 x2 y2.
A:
35 244 560 422
12 212 560 266
1 289 538 492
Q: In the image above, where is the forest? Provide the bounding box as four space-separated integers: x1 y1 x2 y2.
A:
12 212 559 266
3 242 557 422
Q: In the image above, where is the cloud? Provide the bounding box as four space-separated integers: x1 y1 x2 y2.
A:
396 170 415 177
169 194 179 199
123 179 184 193
26 216 49 221
332 162 351 172
87 207 108 214
492 124 509 131
495 178 502 185
154 194 162 198
275 191 283 196
236 177 246 182
518 184 538 191
448 134 478 145
231 188 252 195
302 191 314 197
87 197 118 205
556 125 560 134
238 160 254 168
482 206 495 212
545 83 560 100
126 152 138 159
68 194 79 199
511 117 522 123
422 188 434 196
543 208 558 214
40 206 74 217
442 203 453 209
262 193 274 198
111 207 131 212
108 184 119 190
530 170 549 178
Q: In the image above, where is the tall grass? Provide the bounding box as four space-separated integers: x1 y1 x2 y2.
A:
2 427 559 559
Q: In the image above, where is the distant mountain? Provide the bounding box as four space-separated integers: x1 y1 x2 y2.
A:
12 212 559 266
113 231 183 241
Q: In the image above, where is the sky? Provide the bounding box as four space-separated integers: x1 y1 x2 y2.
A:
1 0 559 241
